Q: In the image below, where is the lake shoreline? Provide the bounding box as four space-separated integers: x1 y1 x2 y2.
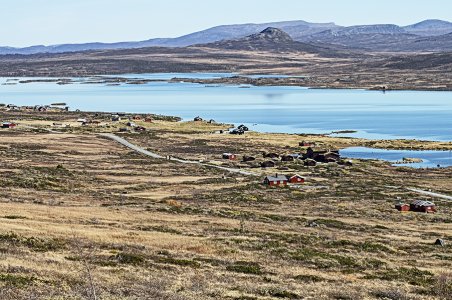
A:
3 74 452 92
1 107 452 153
2 74 452 142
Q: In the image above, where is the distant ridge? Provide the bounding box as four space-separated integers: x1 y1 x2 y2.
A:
404 19 452 36
197 27 335 55
0 19 452 55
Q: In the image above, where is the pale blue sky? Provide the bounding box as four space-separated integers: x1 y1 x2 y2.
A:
1 0 451 47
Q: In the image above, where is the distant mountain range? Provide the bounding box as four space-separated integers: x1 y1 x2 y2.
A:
1 19 452 55
200 27 325 53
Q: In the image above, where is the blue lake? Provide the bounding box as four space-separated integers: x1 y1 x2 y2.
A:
0 73 451 141
340 147 452 168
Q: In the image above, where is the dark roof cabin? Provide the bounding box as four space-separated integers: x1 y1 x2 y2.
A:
264 152 279 159
194 116 203 122
305 148 340 162
304 159 317 167
410 200 436 213
261 161 276 168
230 129 245 135
263 174 288 187
238 124 249 131
242 156 256 162
320 152 341 163
281 155 295 162
134 126 146 132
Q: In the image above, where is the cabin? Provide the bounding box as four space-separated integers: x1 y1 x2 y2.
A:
34 105 48 112
304 159 317 167
145 118 153 123
230 129 245 135
263 174 288 187
2 122 16 129
133 115 142 120
208 119 216 124
261 161 276 168
112 115 121 122
281 155 295 162
305 148 340 163
299 141 316 147
264 152 280 159
134 126 146 132
6 104 20 111
289 175 305 184
238 124 249 131
194 116 203 122
242 156 256 162
410 200 436 213
320 152 341 163
395 203 410 212
222 153 237 160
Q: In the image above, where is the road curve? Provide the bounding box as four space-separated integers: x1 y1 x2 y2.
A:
99 133 258 176
408 188 452 201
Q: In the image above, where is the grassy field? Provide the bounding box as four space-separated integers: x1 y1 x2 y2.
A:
0 110 451 299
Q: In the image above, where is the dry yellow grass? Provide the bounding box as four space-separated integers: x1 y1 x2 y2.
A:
0 111 451 299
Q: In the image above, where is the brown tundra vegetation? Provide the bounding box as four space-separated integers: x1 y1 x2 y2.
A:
0 110 451 299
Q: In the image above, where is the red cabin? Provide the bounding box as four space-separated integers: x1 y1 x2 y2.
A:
395 203 410 212
2 122 16 129
299 141 316 147
222 153 237 160
263 174 288 187
289 175 305 184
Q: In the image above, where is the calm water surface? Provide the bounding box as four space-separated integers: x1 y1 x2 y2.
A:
340 147 452 168
1 73 451 141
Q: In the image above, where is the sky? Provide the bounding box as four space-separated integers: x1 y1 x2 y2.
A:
1 0 451 47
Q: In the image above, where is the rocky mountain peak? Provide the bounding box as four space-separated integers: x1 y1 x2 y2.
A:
252 27 294 42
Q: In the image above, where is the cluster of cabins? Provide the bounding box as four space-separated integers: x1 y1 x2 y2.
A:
230 125 249 135
73 113 152 131
116 115 152 132
194 116 216 124
395 200 437 213
263 174 305 187
222 145 348 169
0 104 69 112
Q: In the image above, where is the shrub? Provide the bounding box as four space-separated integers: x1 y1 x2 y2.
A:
0 274 35 286
268 289 300 299
114 252 146 265
365 267 434 286
294 274 324 283
227 261 262 275
158 257 201 268
3 215 27 220
435 272 452 298
372 288 410 300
